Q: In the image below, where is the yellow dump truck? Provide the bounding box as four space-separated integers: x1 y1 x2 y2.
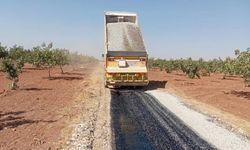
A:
104 11 149 87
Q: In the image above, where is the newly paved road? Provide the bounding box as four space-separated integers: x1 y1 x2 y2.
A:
111 89 215 150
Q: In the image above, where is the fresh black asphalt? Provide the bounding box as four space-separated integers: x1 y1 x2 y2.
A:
111 89 215 150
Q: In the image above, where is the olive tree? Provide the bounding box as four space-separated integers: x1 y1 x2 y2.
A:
0 43 8 59
235 48 250 86
0 43 9 71
180 58 201 79
8 45 26 72
2 59 22 89
0 43 25 89
53 48 69 74
222 57 236 79
164 59 176 73
41 42 56 78
29 46 45 67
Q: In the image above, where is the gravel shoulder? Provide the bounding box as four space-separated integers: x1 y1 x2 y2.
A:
60 63 112 150
147 90 250 150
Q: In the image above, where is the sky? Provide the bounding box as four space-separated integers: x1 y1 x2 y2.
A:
0 0 249 60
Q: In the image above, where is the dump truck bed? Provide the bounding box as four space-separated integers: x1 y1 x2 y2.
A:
107 22 146 52
104 11 149 87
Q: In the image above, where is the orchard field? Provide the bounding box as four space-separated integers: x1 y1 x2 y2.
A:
0 43 103 149
148 48 250 85
1 42 250 149
0 42 97 90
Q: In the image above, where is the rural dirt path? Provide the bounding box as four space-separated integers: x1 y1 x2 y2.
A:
61 63 112 150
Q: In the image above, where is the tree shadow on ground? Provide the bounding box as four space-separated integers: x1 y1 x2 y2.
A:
20 87 52 91
146 80 168 90
0 111 26 117
230 90 250 100
221 78 238 81
0 111 56 130
20 70 29 73
63 72 85 76
23 67 45 70
72 68 88 71
43 76 84 81
211 80 220 83
173 73 186 76
183 82 195 86
175 79 186 82
106 81 168 91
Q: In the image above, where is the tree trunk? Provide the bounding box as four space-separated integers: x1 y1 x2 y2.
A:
11 79 18 90
223 73 226 79
48 67 51 79
60 65 64 74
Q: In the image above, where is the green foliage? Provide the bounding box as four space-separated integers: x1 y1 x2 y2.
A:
0 42 98 89
9 45 25 71
2 59 21 89
0 43 9 71
25 43 98 76
205 58 224 74
180 58 201 79
43 44 55 78
148 58 168 71
0 43 8 59
0 44 23 89
148 54 241 80
2 59 20 80
222 57 236 79
42 43 56 67
235 48 250 86
53 48 69 73
164 59 176 73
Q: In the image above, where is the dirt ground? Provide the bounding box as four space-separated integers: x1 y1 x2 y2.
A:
2 63 250 149
0 64 100 150
148 70 250 136
60 63 111 150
